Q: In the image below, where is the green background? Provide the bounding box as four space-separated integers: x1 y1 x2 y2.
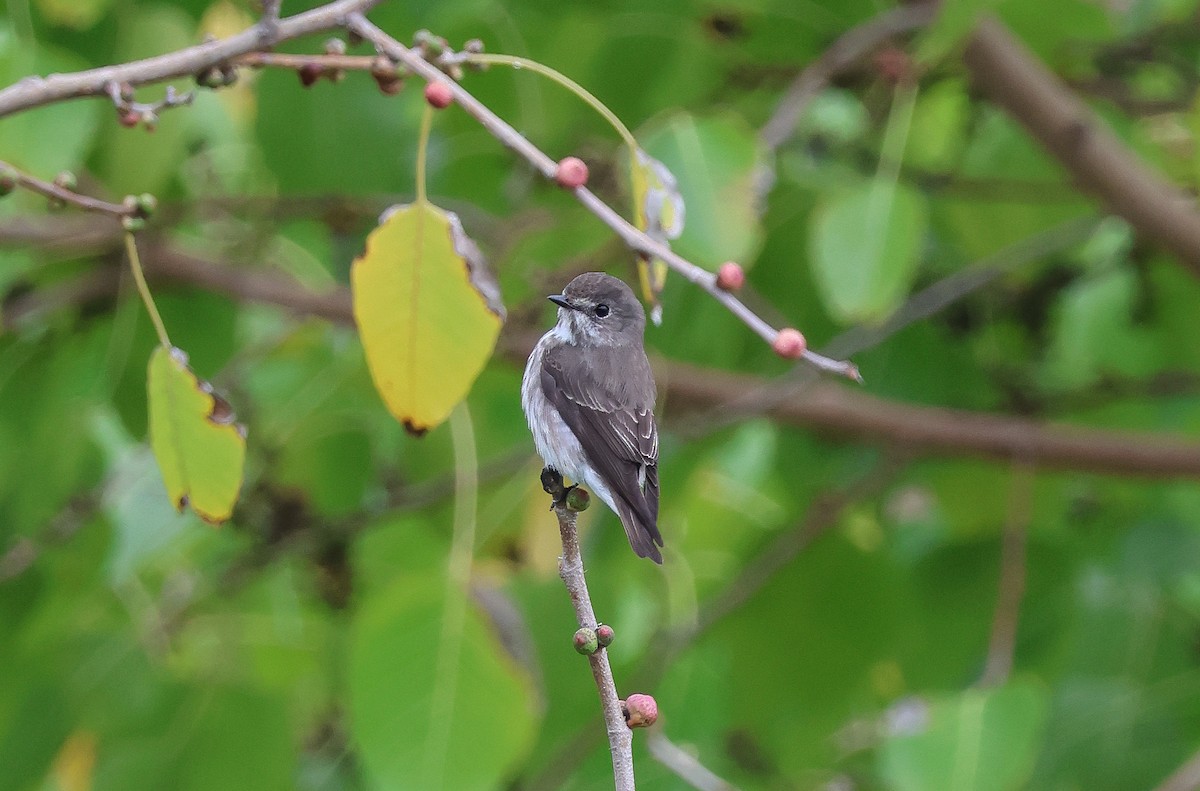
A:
3 0 1200 789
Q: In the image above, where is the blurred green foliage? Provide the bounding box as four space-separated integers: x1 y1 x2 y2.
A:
3 0 1200 789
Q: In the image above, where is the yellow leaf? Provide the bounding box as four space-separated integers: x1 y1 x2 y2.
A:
352 203 504 433
147 345 246 524
630 148 685 324
52 731 96 791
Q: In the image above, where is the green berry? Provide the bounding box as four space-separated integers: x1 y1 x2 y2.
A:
573 627 599 655
566 487 590 512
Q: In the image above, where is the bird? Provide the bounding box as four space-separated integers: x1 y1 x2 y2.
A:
521 272 663 563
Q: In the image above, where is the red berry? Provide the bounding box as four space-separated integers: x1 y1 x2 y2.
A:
424 81 453 109
554 156 589 189
874 47 911 85
297 63 322 87
623 694 658 728
118 110 140 128
772 328 807 359
716 261 745 291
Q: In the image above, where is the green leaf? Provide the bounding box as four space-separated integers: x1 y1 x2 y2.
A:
879 682 1049 791
809 180 928 324
905 80 971 173
351 203 504 433
147 345 246 524
36 0 115 29
350 574 539 791
0 30 101 175
1041 267 1161 390
915 0 1002 64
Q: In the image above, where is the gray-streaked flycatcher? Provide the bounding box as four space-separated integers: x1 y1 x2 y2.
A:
521 272 664 563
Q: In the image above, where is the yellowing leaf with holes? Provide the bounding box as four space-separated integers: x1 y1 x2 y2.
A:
147 345 246 524
352 203 505 434
630 148 685 325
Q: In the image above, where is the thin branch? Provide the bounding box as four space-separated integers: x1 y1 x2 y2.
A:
979 461 1034 687
647 732 741 791
963 18 1200 277
526 459 902 791
344 14 860 383
0 160 131 216
237 51 379 71
0 0 384 117
1153 748 1200 791
760 2 937 152
544 471 635 790
260 0 282 45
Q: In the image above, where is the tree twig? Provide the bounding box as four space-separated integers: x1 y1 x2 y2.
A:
647 732 741 791
963 18 1200 277
0 0 384 117
543 470 635 790
1153 748 1200 791
979 461 1033 687
0 160 132 217
759 2 937 152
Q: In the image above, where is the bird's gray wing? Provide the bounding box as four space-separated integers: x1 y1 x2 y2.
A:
540 344 662 562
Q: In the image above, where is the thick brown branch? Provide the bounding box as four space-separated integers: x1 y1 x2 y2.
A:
662 360 1200 477
0 0 384 117
963 19 1200 276
8 239 1200 478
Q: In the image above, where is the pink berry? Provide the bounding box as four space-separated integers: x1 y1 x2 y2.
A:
555 156 589 189
716 261 745 291
772 328 807 359
424 81 453 109
118 110 140 128
623 694 658 728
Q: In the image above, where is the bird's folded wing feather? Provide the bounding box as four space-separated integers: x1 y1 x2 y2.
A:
540 344 660 533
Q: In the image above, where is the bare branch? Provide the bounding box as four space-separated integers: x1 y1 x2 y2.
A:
0 0 384 117
0 161 131 217
979 462 1034 687
1153 748 1200 791
544 471 636 790
647 732 741 791
963 18 1200 277
760 2 937 152
661 360 1200 478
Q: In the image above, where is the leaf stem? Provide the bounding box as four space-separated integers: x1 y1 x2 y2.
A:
423 402 478 786
416 104 433 205
466 53 639 152
124 231 171 349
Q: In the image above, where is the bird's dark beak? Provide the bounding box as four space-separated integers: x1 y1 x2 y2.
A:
548 295 579 311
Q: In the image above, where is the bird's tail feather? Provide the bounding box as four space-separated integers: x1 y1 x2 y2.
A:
615 498 663 564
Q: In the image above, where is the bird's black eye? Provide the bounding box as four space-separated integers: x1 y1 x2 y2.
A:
594 303 610 317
